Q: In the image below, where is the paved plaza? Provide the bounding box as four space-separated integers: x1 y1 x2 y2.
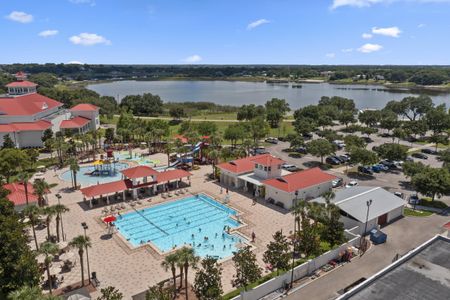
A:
34 152 295 298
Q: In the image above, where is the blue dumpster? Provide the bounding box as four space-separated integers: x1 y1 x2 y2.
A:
370 229 387 244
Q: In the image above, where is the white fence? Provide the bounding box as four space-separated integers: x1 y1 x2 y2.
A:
231 229 360 300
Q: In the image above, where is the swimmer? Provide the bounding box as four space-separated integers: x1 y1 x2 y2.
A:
211 245 214 249
215 233 218 238
191 234 195 239
176 223 178 227
229 244 232 248
223 245 226 250
198 228 202 232
198 243 202 247
222 233 225 239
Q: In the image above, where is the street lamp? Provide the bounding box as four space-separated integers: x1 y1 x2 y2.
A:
360 199 373 256
81 222 91 285
56 194 65 241
290 190 299 289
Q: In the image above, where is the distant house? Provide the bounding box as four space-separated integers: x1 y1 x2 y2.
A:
312 186 405 235
0 72 100 147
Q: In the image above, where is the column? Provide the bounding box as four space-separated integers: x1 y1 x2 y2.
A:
90 197 93 208
107 195 110 205
133 188 137 199
122 191 126 201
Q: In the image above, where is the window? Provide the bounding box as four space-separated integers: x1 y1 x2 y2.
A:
268 166 272 171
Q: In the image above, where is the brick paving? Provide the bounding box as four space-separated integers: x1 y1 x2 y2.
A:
33 153 295 299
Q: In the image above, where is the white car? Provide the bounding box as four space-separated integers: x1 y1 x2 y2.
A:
345 181 358 188
282 164 300 172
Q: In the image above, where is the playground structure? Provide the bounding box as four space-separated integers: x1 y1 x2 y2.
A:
84 159 120 177
169 141 206 168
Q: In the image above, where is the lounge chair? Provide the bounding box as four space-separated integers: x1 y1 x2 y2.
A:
168 192 173 197
110 206 115 212
175 190 179 196
137 200 142 205
162 193 167 199
121 203 126 209
147 198 152 203
115 205 121 210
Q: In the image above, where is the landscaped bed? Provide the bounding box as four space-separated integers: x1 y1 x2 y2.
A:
404 207 433 217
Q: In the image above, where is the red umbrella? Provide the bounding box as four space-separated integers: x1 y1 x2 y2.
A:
103 215 117 223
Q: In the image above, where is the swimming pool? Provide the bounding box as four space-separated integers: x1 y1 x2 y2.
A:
114 152 160 166
113 194 247 258
60 162 129 187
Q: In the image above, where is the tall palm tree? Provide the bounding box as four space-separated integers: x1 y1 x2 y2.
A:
54 135 69 167
208 149 220 179
39 241 59 295
54 204 69 242
33 179 50 207
22 205 41 250
42 206 57 241
161 253 178 298
69 235 91 286
69 158 80 189
7 285 42 300
178 247 198 300
18 171 30 206
176 252 184 290
164 140 174 166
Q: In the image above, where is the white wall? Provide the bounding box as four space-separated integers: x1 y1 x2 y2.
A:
254 163 282 179
341 216 378 235
71 110 100 130
265 182 333 209
387 206 404 223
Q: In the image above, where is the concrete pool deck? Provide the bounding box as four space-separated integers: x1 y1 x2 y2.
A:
34 153 295 298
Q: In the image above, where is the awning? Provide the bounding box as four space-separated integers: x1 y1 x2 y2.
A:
238 172 264 186
80 180 132 198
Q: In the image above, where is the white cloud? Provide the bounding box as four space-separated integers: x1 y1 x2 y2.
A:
362 33 373 39
326 53 336 58
69 33 111 46
6 11 33 23
358 43 383 53
182 55 202 63
38 30 59 38
66 61 84 65
372 26 401 37
331 0 450 9
247 19 270 30
418 23 426 28
341 48 354 53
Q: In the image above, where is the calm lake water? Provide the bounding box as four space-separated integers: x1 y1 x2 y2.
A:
87 80 449 110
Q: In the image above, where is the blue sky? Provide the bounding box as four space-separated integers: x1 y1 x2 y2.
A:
1 0 450 64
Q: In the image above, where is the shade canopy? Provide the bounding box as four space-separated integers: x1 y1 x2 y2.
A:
103 215 117 223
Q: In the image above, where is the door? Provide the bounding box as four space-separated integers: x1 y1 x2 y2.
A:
378 213 388 226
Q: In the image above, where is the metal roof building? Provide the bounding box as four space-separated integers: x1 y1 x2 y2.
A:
313 186 405 234
337 234 450 300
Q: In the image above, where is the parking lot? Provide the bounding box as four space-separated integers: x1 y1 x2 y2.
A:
268 132 449 206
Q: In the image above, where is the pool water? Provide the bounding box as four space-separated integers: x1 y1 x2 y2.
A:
113 194 246 258
60 162 129 187
114 152 160 166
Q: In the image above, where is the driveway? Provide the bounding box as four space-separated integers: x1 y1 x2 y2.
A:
283 214 449 300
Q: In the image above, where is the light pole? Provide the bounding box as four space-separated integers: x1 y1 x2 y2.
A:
360 199 373 256
81 222 91 284
56 194 65 241
290 190 299 289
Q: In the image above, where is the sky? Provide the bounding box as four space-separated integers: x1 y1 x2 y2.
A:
1 0 450 65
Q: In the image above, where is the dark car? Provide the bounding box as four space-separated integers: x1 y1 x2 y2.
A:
302 133 313 139
379 160 398 170
265 137 278 144
331 155 345 163
362 137 373 143
332 178 343 188
358 165 374 175
295 147 307 154
339 155 351 163
421 148 438 155
412 152 428 160
326 156 341 165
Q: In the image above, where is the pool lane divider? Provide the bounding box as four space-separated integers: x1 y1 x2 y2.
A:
132 206 169 236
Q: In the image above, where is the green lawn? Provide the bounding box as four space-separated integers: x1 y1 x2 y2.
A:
404 207 433 217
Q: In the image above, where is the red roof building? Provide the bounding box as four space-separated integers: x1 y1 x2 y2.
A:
0 120 52 132
0 93 63 116
217 154 273 174
60 116 91 129
70 104 99 111
263 167 336 193
5 80 38 87
121 166 159 180
251 155 285 167
3 182 39 207
156 169 192 182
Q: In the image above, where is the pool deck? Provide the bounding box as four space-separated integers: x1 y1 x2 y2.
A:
34 152 295 298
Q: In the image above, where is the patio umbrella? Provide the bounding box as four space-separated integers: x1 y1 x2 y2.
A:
103 215 117 223
49 264 62 274
59 251 75 261
67 295 90 300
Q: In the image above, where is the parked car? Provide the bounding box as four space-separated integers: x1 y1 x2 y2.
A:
371 164 383 173
380 133 390 138
331 155 345 163
408 194 420 205
405 156 414 162
282 164 301 172
394 192 404 199
362 137 373 143
339 155 351 163
265 137 278 144
379 160 398 170
326 156 341 165
252 147 268 155
302 133 313 139
295 146 307 154
332 178 343 188
411 152 428 160
345 181 358 188
421 148 438 155
358 165 374 175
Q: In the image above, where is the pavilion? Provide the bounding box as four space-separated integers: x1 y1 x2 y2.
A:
80 166 191 208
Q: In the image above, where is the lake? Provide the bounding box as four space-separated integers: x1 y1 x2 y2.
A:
87 80 449 110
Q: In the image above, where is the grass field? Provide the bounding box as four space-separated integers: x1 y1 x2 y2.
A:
404 208 433 217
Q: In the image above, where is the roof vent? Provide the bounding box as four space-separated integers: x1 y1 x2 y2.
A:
230 161 236 166
42 102 48 110
276 177 287 183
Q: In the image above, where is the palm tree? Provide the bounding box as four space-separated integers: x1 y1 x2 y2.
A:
18 171 30 206
33 179 50 207
39 241 59 294
8 285 42 300
54 204 69 242
22 205 41 250
164 140 174 167
42 206 57 241
176 252 184 290
161 253 178 298
69 235 91 286
178 247 198 300
208 149 220 179
69 158 80 189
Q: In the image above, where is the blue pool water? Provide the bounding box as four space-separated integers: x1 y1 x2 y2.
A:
60 162 129 187
114 152 160 166
113 194 246 258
